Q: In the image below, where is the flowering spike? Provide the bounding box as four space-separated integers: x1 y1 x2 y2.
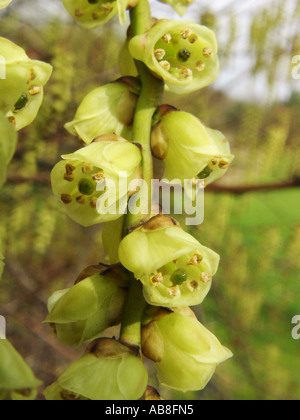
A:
129 20 219 94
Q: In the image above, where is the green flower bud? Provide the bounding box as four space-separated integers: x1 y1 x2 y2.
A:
62 0 137 28
141 307 233 392
45 264 128 347
44 338 148 400
151 108 234 184
0 37 52 130
65 78 141 145
118 215 220 307
0 340 42 400
157 0 194 16
0 111 17 188
51 135 142 227
0 0 13 9
129 20 219 94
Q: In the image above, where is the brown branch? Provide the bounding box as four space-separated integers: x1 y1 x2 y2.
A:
206 177 300 194
6 174 300 194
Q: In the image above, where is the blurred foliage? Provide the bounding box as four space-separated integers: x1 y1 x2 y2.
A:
0 0 299 400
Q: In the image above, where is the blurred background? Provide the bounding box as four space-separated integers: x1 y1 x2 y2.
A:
0 0 300 400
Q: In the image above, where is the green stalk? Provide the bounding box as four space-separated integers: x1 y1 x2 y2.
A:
119 0 164 349
119 276 146 349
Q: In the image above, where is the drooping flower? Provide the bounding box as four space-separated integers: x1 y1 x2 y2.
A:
61 0 138 28
151 106 234 185
102 217 124 264
45 264 128 347
65 77 141 145
0 340 42 400
44 338 148 400
118 215 220 307
0 37 52 130
0 111 17 188
157 0 195 16
0 248 4 280
129 20 219 94
119 38 138 78
141 307 233 391
51 134 142 227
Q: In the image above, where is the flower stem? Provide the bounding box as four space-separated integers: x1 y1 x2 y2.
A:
124 1 164 230
119 0 163 349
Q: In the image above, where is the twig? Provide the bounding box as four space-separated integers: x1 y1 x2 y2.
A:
6 174 300 194
206 178 300 194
